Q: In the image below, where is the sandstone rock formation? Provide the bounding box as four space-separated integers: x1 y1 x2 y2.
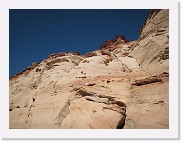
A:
9 9 169 129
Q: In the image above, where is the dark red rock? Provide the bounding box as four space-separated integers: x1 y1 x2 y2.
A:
99 35 129 50
48 52 80 59
115 35 125 40
100 40 114 49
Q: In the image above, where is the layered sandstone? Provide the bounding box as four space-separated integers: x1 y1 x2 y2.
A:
9 9 169 129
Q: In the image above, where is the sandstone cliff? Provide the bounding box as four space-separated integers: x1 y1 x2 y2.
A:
9 9 169 129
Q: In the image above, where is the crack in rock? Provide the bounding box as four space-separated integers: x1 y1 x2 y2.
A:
75 89 126 107
131 76 163 86
51 81 58 96
25 104 35 128
85 96 109 104
55 102 70 126
72 89 127 129
24 91 38 128
116 115 126 129
102 106 126 115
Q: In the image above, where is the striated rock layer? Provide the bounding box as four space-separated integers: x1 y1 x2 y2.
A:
9 9 169 129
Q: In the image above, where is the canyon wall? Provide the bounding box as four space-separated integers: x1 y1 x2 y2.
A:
9 9 169 129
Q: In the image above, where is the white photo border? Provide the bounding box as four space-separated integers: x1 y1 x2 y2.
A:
0 0 179 139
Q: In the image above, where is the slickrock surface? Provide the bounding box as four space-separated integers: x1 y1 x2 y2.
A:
9 9 169 129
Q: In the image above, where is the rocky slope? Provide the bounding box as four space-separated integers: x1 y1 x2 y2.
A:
9 9 169 129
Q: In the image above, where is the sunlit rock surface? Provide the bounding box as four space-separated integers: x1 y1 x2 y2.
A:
9 9 169 129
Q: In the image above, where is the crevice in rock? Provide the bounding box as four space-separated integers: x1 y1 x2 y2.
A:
51 81 58 96
116 115 126 129
76 90 96 97
24 104 35 128
32 98 35 102
107 79 111 83
73 89 127 129
76 76 87 79
16 105 20 108
152 100 164 104
24 90 37 128
109 100 127 108
55 102 70 126
75 89 126 107
131 76 163 86
87 83 96 86
102 106 126 115
158 72 169 78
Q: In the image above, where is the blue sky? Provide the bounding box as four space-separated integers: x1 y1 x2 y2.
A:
9 9 151 77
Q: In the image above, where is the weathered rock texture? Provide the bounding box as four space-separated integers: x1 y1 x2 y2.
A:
9 9 169 129
131 9 169 75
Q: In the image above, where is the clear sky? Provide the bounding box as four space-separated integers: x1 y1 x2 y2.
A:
9 9 151 77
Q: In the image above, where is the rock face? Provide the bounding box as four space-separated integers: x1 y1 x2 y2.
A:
131 9 169 75
9 9 169 129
